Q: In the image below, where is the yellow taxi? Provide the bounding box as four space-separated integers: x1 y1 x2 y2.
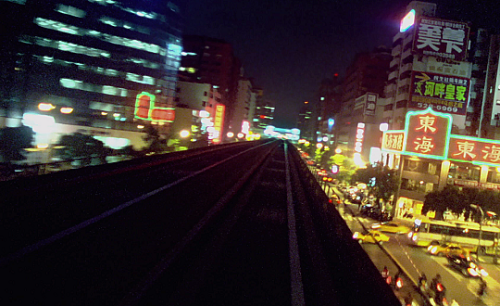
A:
427 242 469 256
371 221 410 234
352 230 390 244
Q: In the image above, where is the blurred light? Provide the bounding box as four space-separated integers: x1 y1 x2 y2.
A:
227 132 234 138
199 110 210 118
316 143 323 149
379 123 389 132
237 133 245 139
322 136 328 142
180 130 190 138
137 125 145 129
113 113 120 117
37 144 49 149
400 9 415 32
60 107 73 114
353 153 365 168
38 103 55 111
335 148 342 154
22 113 55 133
101 112 108 115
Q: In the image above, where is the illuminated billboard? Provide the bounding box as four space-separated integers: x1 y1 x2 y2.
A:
400 9 415 32
413 16 470 61
134 92 175 122
381 108 500 167
212 104 225 143
404 108 452 159
409 71 469 115
381 131 405 152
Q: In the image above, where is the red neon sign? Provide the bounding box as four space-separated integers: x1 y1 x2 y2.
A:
134 92 175 122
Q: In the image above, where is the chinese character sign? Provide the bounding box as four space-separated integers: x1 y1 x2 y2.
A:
212 104 225 143
364 94 377 116
405 108 451 159
413 16 470 61
382 131 405 152
410 71 469 115
448 137 500 166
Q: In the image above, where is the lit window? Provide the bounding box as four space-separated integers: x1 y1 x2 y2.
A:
55 4 86 18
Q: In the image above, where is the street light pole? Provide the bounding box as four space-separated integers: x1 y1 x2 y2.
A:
470 204 484 260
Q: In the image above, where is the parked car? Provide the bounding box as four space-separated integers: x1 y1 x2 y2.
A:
446 254 488 278
352 230 390 244
371 221 410 234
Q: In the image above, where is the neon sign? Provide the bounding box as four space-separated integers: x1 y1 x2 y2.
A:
354 122 365 153
404 108 452 159
134 92 175 122
400 9 415 32
212 104 225 143
382 131 405 152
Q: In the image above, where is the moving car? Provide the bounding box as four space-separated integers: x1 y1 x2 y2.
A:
352 230 390 244
427 242 468 256
371 222 410 234
446 254 488 278
329 194 341 205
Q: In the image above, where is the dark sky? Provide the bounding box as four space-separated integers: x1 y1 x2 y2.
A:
179 0 500 128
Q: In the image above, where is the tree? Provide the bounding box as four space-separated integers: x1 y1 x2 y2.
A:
423 186 468 220
352 162 400 207
53 133 110 166
0 125 35 164
143 124 167 153
329 154 356 183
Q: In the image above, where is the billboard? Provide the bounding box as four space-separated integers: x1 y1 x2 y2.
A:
405 108 452 159
409 71 470 115
413 16 470 61
412 56 472 78
381 131 405 152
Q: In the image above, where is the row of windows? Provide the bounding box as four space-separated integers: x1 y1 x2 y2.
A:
88 0 177 22
60 78 128 97
401 178 436 193
426 224 497 241
37 55 160 86
35 17 167 55
99 15 150 35
404 159 441 175
32 36 162 70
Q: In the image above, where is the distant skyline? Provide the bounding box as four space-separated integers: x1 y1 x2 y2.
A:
180 0 500 128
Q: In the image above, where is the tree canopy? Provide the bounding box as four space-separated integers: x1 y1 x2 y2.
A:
351 162 400 204
0 125 35 164
53 132 110 166
423 186 500 221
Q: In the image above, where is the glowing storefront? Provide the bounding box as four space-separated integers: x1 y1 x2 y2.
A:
383 108 500 217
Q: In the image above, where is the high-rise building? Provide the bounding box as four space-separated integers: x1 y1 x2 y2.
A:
297 101 313 140
0 0 182 150
336 47 391 160
251 88 275 134
178 35 241 136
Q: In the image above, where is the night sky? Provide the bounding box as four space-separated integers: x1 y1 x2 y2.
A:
179 0 500 128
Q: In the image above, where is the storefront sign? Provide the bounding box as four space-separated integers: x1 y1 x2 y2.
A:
413 16 470 61
412 56 472 78
212 104 225 143
410 71 469 115
405 108 452 159
382 131 405 152
448 136 500 166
